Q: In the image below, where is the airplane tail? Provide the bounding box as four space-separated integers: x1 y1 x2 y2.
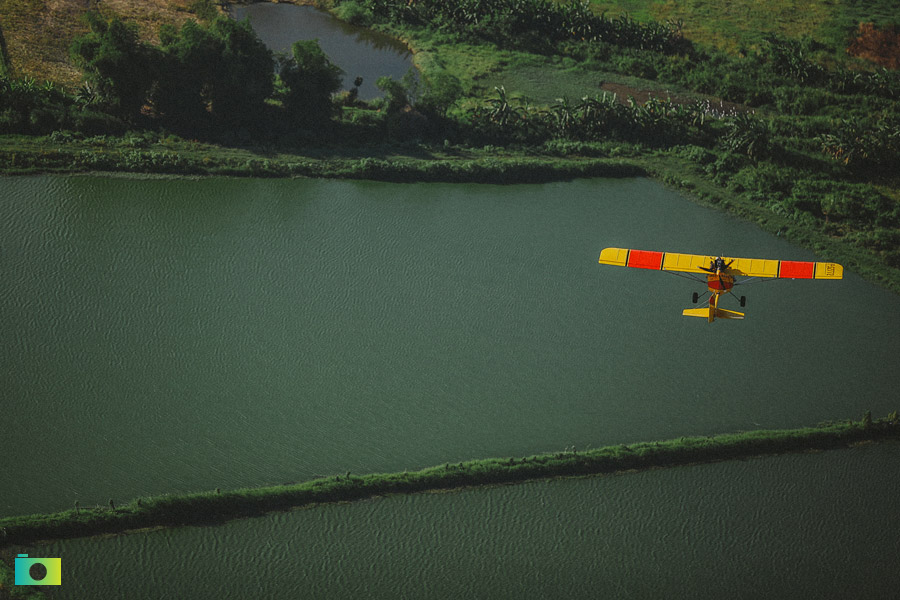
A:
682 307 744 322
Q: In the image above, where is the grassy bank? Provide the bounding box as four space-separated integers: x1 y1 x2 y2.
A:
0 134 646 182
1 413 897 550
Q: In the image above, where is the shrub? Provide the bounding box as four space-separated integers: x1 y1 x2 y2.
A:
719 112 772 159
71 108 127 136
703 152 747 184
727 162 794 202
28 107 65 134
49 130 80 143
817 115 900 170
334 0 376 27
280 40 344 125
760 35 826 86
417 71 463 118
677 144 716 165
791 179 898 226
0 106 25 133
772 85 834 115
376 75 410 114
613 52 659 79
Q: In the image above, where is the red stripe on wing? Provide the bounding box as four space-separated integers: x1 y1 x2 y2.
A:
627 250 664 270
779 261 815 279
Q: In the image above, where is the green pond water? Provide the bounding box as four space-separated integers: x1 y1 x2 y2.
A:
228 3 414 100
2 175 899 596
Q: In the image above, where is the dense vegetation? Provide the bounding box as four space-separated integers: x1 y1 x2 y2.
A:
0 413 897 551
0 11 347 141
0 0 898 288
356 0 688 54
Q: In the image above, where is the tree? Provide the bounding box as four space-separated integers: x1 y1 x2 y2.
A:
153 20 218 127
154 17 274 129
206 17 274 123
417 71 462 118
70 13 156 120
279 40 343 125
376 75 408 114
0 23 10 78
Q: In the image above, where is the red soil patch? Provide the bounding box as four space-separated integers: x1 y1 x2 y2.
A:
847 23 900 70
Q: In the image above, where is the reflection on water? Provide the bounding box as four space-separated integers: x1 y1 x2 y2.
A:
32 442 900 599
229 3 414 99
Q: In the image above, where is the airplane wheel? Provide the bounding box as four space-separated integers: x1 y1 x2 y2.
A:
740 296 746 307
692 292 699 304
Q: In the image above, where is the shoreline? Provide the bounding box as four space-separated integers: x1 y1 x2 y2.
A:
0 144 648 183
2 2 897 295
1 414 897 549
2 140 897 295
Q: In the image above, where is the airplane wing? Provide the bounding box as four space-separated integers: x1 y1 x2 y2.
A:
598 248 843 279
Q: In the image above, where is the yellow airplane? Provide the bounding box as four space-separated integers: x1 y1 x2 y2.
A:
599 247 843 322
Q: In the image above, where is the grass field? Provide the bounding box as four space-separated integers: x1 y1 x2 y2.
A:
652 0 831 53
589 0 899 55
474 56 712 105
0 0 205 86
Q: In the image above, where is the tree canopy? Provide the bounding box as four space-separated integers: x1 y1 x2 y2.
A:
71 14 276 131
279 39 344 125
154 16 274 128
69 13 155 119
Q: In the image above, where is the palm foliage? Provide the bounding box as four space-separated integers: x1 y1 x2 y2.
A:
817 118 900 169
466 88 723 146
720 112 771 159
357 0 687 53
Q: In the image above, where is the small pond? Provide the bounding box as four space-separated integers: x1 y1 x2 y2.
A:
229 2 415 100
